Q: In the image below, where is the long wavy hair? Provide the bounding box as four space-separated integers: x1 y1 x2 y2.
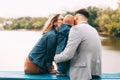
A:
42 14 60 34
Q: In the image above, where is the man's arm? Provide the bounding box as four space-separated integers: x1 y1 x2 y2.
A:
54 27 82 63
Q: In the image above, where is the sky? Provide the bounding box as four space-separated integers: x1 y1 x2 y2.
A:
0 0 119 18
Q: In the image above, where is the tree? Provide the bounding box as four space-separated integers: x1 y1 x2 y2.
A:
87 6 99 30
4 17 47 30
95 1 120 37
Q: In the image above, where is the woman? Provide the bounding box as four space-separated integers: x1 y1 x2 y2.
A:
24 14 64 74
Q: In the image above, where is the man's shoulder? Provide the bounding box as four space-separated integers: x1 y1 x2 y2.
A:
70 23 88 34
72 23 92 29
71 24 81 30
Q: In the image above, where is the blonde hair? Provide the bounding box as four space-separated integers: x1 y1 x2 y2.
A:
42 14 60 34
64 14 74 26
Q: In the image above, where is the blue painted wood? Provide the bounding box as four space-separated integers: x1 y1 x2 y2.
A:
0 71 120 80
0 71 69 80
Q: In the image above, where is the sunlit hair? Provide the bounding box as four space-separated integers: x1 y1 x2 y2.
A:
42 14 60 34
64 14 74 26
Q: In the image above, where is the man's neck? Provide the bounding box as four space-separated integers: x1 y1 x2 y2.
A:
78 20 87 24
77 17 88 24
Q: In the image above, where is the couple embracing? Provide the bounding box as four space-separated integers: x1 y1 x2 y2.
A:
24 9 102 80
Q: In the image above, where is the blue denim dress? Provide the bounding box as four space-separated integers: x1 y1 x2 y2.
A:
28 28 57 71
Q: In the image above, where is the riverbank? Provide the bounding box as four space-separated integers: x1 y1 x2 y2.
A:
99 31 109 36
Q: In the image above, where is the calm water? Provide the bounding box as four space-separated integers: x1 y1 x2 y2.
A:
100 36 120 73
0 31 120 73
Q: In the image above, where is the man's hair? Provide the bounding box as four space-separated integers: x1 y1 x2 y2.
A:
74 9 89 18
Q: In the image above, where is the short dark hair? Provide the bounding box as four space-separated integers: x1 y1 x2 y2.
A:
75 9 89 18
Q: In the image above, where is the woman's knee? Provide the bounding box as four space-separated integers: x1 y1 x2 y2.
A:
24 58 39 74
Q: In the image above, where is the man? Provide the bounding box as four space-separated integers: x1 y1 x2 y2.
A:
54 9 102 80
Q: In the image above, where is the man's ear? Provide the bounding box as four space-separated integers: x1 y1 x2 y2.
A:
75 15 79 21
74 15 77 21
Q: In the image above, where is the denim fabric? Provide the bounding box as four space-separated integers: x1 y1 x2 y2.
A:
28 28 57 70
56 24 71 73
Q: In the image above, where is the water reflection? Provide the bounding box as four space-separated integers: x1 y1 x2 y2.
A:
101 35 120 51
100 35 120 73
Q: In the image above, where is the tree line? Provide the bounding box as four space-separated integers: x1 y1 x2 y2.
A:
3 17 47 30
0 1 120 37
88 4 120 37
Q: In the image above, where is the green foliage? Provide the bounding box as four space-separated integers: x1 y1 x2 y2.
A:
87 6 99 29
4 17 47 30
0 17 6 23
2 1 120 37
64 11 74 15
95 1 120 37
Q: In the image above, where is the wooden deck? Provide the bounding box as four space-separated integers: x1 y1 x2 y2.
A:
0 71 120 80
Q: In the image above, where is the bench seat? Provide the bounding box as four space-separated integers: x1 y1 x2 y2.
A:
0 71 120 80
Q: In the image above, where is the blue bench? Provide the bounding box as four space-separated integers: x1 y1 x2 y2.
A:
0 71 120 80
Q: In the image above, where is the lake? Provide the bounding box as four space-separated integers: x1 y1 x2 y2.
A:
0 31 120 73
